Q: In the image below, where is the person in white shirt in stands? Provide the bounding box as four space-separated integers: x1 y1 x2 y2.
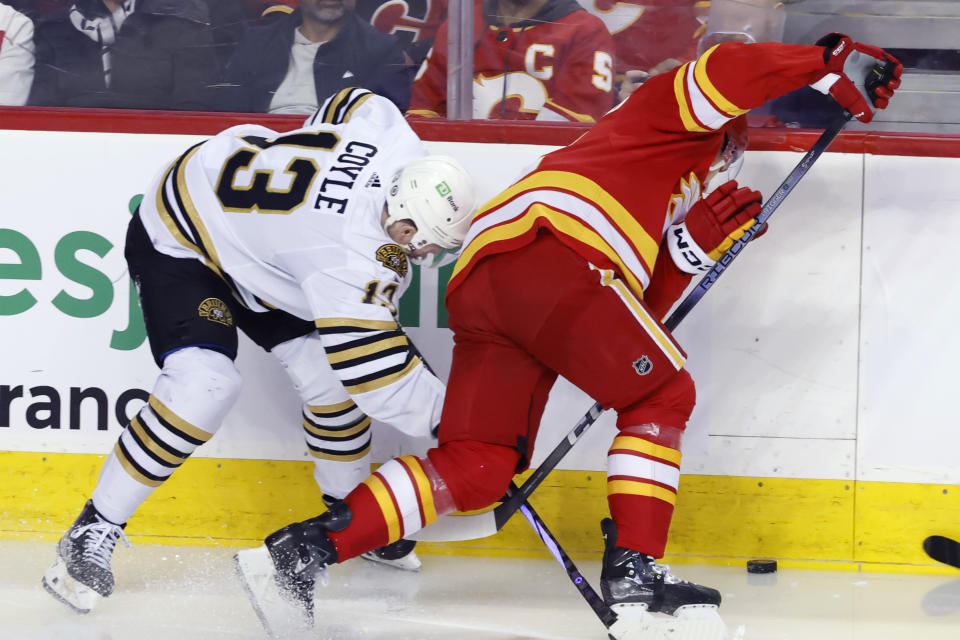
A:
0 2 34 105
215 0 412 114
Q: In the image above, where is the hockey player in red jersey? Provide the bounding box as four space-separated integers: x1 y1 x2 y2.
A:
236 34 901 635
407 0 615 122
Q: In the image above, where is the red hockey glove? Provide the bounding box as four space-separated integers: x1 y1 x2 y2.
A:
667 181 763 274
811 33 902 123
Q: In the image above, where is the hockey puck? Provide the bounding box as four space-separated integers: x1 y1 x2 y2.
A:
746 559 777 574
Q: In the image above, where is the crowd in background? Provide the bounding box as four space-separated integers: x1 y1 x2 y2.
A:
0 0 708 121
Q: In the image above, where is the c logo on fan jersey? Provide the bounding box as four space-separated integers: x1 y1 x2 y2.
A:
370 0 437 43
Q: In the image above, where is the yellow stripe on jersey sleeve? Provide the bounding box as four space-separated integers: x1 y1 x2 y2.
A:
673 63 709 133
693 45 749 117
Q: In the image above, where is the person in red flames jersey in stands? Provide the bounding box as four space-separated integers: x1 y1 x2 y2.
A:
408 0 615 122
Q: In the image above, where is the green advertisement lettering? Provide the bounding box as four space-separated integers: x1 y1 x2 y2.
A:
0 228 42 315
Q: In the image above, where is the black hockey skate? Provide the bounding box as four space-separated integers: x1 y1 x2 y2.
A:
600 518 720 615
323 496 422 571
42 500 130 613
234 505 344 638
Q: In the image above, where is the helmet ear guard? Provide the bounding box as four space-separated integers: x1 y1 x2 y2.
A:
384 155 477 264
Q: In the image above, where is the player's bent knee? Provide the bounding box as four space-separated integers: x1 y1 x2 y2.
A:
154 347 243 430
617 368 696 432
427 440 520 512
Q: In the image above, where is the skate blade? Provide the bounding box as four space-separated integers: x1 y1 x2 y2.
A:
234 546 312 640
608 603 744 640
360 549 422 572
41 556 100 614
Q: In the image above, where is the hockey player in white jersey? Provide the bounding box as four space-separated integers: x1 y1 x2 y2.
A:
41 87 477 614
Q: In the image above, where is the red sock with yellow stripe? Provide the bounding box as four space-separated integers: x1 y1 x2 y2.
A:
327 455 455 560
606 424 683 557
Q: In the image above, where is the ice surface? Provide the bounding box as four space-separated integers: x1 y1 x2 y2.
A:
2 539 959 640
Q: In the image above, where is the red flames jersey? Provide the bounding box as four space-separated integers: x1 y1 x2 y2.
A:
449 42 831 301
361 0 448 44
578 0 708 76
408 0 615 122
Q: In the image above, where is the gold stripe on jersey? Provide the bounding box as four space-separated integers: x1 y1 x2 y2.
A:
148 395 214 444
155 145 233 286
456 203 647 301
673 62 709 133
303 415 371 439
543 98 596 123
324 335 409 365
593 267 685 369
129 416 187 466
343 355 421 395
314 317 398 332
318 87 373 125
477 172 657 256
693 45 748 117
174 147 228 275
364 473 403 541
113 442 164 487
452 171 659 298
607 479 677 505
610 435 683 466
155 159 200 254
307 399 356 415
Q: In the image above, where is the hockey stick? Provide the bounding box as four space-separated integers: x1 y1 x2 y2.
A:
411 110 851 544
924 535 960 569
514 483 622 630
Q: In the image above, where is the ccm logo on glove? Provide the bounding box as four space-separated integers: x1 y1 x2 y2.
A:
667 181 764 275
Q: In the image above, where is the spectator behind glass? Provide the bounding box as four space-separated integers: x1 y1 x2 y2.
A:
0 1 34 105
214 0 412 114
408 0 614 122
29 0 220 110
575 0 708 103
357 0 447 67
256 1 447 68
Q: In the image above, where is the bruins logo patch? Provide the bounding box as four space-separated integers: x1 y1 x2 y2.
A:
376 244 408 277
198 297 233 326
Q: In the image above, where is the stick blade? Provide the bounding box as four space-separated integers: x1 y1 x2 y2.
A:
924 535 960 569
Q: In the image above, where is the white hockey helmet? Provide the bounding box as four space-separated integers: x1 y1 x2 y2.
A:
384 155 477 265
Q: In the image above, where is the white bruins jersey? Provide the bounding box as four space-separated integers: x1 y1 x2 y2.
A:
138 87 443 427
